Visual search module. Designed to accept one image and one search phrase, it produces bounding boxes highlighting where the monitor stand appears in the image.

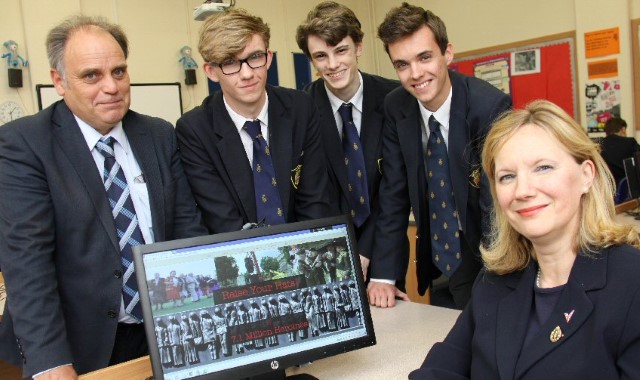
[247,369,319,380]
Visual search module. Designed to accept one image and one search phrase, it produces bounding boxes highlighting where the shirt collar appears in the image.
[76,116,128,151]
[326,71,364,116]
[418,85,453,129]
[224,92,269,131]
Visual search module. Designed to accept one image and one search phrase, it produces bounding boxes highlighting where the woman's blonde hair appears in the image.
[481,100,640,274]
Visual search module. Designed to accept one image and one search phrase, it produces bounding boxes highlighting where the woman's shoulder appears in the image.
[602,244,640,265]
[477,266,529,283]
[575,244,640,297]
[602,244,640,277]
[472,266,529,298]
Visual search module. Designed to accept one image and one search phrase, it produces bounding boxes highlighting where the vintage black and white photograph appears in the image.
[511,48,541,75]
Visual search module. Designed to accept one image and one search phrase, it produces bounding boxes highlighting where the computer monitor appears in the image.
[133,215,375,380]
[623,153,640,200]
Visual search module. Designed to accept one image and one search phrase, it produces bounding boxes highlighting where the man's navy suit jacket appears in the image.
[0,101,206,376]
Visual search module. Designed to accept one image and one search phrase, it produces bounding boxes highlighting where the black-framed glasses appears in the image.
[211,51,268,75]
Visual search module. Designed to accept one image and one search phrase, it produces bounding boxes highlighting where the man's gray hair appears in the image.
[46,15,128,79]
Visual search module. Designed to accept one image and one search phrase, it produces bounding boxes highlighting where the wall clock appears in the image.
[0,100,24,125]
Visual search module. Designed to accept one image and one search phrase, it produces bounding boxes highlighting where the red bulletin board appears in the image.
[452,36,577,118]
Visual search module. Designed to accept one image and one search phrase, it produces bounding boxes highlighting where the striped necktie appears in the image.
[95,136,144,321]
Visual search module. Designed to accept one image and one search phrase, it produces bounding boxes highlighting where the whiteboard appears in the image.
[36,83,183,126]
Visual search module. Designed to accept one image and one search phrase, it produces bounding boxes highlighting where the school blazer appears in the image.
[176,85,331,233]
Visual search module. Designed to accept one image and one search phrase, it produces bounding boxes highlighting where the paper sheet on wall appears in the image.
[473,57,511,94]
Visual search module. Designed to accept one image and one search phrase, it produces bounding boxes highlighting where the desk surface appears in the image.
[614,211,640,231]
[80,301,460,380]
[287,301,459,379]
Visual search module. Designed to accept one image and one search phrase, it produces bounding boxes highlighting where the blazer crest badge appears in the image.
[469,166,481,188]
[291,164,302,189]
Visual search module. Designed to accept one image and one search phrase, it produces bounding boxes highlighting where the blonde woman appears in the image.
[410,100,640,379]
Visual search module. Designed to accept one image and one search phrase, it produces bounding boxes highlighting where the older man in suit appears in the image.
[177,8,330,234]
[0,16,206,379]
[296,1,403,283]
[367,3,512,309]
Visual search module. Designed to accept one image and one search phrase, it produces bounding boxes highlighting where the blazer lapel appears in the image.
[267,87,293,220]
[123,113,165,242]
[50,102,120,254]
[495,265,535,380]
[448,73,471,231]
[211,94,257,221]
[315,85,350,198]
[360,74,385,194]
[514,253,605,378]
[395,98,425,224]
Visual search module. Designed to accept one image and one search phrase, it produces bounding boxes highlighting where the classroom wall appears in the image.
[0,0,210,118]
[1,0,640,132]
[370,0,577,79]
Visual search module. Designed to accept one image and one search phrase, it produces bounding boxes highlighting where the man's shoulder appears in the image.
[303,78,325,95]
[268,85,312,103]
[0,104,64,149]
[624,135,639,147]
[177,93,219,126]
[125,109,173,130]
[121,111,178,149]
[451,70,509,101]
[385,85,413,105]
[362,72,400,93]
[602,134,638,149]
[1,114,42,136]
[450,71,512,125]
[267,85,315,114]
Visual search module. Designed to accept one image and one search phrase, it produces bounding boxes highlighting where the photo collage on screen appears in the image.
[144,231,365,376]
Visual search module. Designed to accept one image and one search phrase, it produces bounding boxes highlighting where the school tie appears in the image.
[95,137,144,321]
[244,120,285,226]
[338,103,370,227]
[426,116,461,275]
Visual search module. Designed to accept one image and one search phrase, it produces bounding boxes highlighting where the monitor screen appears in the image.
[133,216,375,380]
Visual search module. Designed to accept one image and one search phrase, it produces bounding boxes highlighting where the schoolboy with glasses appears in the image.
[176,8,331,234]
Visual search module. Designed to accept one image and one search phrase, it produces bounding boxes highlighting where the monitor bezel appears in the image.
[133,215,376,380]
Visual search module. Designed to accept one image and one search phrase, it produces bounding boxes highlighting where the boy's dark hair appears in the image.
[296,1,364,57]
[377,2,448,55]
[604,117,627,136]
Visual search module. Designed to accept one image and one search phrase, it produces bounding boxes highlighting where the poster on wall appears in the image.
[585,79,620,136]
[473,57,511,94]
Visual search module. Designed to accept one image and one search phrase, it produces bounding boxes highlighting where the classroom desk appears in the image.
[614,210,640,232]
[286,301,459,379]
[79,301,460,380]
